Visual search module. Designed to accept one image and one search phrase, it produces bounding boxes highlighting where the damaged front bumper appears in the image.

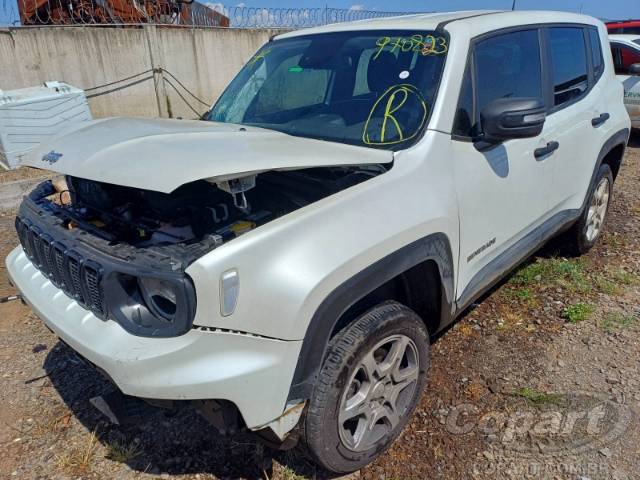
[6,246,303,431]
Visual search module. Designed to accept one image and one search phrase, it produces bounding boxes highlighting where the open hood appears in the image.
[23,117,393,193]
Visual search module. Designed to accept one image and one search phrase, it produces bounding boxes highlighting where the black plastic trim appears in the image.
[287,232,454,401]
[16,183,198,338]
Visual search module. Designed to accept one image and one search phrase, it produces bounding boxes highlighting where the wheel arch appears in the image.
[596,128,629,184]
[287,232,454,402]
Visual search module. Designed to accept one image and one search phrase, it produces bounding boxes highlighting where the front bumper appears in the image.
[6,246,302,429]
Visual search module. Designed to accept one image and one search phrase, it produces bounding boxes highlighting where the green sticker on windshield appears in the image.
[288,66,304,73]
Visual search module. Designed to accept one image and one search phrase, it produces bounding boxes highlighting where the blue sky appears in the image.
[2,0,639,24]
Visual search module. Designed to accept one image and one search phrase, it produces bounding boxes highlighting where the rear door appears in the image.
[542,25,606,215]
[450,28,554,300]
[611,41,640,125]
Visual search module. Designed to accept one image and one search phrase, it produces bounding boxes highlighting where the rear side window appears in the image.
[611,43,640,75]
[548,27,589,107]
[453,29,542,138]
[588,28,604,80]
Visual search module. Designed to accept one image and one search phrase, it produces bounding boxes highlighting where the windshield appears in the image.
[207,30,449,150]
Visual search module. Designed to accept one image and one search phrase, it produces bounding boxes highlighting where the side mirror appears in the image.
[629,63,640,75]
[479,98,546,144]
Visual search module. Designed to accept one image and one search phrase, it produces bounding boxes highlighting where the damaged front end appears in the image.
[16,165,386,338]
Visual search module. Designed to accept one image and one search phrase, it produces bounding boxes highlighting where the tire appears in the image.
[563,163,613,256]
[302,301,430,473]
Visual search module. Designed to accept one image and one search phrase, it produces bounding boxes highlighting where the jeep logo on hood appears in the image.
[42,151,63,164]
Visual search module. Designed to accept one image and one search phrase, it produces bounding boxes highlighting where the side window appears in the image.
[588,28,604,80]
[548,27,589,107]
[453,29,542,138]
[254,55,331,116]
[610,43,640,75]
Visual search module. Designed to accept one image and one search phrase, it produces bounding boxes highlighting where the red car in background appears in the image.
[607,20,640,35]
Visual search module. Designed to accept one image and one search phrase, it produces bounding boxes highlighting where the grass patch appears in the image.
[514,288,533,301]
[56,429,100,476]
[277,466,309,480]
[511,258,590,293]
[600,312,637,333]
[512,387,564,406]
[561,303,594,323]
[595,275,622,295]
[105,439,143,463]
[612,270,637,286]
[32,409,72,438]
[511,261,549,286]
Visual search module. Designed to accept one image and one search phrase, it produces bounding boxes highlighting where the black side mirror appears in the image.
[629,63,640,75]
[479,98,546,144]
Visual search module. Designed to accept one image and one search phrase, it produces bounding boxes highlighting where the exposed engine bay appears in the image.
[15,165,387,337]
[41,165,387,254]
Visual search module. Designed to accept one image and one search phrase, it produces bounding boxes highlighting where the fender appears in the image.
[287,232,454,401]
[590,128,629,186]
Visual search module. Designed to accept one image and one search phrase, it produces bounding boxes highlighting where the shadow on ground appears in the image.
[41,343,330,479]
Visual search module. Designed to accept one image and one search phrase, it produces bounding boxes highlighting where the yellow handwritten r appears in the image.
[380,87,409,143]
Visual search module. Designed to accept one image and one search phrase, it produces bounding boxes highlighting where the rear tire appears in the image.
[302,301,430,473]
[563,163,613,256]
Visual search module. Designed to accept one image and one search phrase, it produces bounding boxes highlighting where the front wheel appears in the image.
[302,301,430,473]
[563,163,613,255]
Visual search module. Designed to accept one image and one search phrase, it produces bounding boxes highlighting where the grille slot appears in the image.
[82,261,105,315]
[16,219,106,318]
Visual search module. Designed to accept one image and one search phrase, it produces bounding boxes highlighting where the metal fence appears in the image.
[0,1,423,28]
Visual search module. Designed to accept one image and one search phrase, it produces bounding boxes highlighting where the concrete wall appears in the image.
[0,26,281,119]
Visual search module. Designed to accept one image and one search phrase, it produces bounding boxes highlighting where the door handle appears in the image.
[534,141,559,159]
[591,113,610,127]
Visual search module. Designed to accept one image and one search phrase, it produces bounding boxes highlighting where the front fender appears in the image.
[286,232,454,401]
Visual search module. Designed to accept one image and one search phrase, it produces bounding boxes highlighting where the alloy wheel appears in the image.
[338,334,419,452]
[585,176,611,242]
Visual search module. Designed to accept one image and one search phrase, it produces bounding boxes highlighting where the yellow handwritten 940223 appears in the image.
[374,34,448,60]
[363,84,428,146]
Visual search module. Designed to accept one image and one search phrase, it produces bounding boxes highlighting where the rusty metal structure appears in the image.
[16,0,230,26]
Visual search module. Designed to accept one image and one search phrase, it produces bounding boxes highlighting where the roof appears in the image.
[275,10,604,40]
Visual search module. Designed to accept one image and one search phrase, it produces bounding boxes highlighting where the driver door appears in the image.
[450,28,554,304]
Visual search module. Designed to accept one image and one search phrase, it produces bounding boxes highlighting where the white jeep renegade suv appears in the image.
[6,10,630,473]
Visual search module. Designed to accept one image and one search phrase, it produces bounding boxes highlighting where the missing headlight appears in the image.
[138,277,178,321]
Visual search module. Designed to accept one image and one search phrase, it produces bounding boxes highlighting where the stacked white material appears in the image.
[0,81,92,169]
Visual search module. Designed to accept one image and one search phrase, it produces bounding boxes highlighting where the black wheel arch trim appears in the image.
[589,128,629,187]
[287,232,454,402]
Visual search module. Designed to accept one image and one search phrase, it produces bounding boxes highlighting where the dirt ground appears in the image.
[0,133,638,480]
